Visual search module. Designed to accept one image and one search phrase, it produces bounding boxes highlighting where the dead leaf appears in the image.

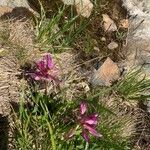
[90,57,120,86]
[119,19,129,28]
[102,14,117,32]
[107,41,118,50]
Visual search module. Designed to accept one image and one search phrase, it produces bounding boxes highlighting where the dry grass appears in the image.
[0,7,38,116]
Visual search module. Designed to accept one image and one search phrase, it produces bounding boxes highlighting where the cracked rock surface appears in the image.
[122,0,150,114]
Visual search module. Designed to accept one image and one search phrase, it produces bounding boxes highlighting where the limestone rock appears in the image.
[119,19,129,28]
[62,0,93,18]
[75,0,93,18]
[0,0,30,8]
[122,0,150,116]
[122,0,150,75]
[90,57,120,86]
[107,41,118,50]
[102,14,117,32]
[1,1,39,18]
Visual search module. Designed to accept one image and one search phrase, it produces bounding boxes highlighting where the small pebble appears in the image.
[107,41,118,50]
[101,37,106,42]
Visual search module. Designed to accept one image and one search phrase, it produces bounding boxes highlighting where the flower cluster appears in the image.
[79,102,102,142]
[31,54,59,82]
[30,55,102,143]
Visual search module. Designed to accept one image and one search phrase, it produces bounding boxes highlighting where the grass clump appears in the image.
[13,90,131,150]
[116,69,150,101]
[35,5,88,52]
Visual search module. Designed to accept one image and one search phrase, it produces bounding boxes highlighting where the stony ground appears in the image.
[0,0,150,150]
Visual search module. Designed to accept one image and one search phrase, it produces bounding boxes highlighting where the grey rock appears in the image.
[122,0,150,74]
[0,0,30,8]
[122,1,150,72]
[122,0,150,112]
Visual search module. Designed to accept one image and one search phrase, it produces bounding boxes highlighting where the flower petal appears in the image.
[31,54,59,82]
[30,72,42,80]
[45,54,54,69]
[83,124,102,138]
[82,129,90,142]
[36,61,46,71]
[84,114,98,125]
[80,102,87,115]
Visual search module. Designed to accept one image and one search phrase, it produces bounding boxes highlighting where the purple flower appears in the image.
[79,102,102,142]
[31,54,59,82]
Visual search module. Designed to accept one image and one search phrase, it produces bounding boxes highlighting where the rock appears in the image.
[0,7,35,21]
[0,0,93,18]
[122,0,150,117]
[93,46,100,52]
[119,19,129,28]
[107,41,118,50]
[62,0,93,18]
[0,0,38,18]
[0,6,12,17]
[101,37,106,42]
[122,0,150,74]
[122,0,150,16]
[90,57,120,86]
[75,0,93,18]
[62,0,75,5]
[102,14,117,32]
[0,0,30,9]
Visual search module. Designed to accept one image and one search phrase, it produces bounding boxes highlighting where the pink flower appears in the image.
[31,54,59,82]
[79,102,102,142]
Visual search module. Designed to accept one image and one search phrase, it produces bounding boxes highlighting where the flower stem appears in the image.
[47,121,57,150]
[85,142,89,150]
[45,80,48,96]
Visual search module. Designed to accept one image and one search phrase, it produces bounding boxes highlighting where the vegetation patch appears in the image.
[0,0,150,150]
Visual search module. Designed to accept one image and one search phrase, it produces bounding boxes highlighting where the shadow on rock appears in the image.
[0,7,34,21]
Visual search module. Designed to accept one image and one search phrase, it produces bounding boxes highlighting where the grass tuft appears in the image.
[35,4,88,52]
[116,69,150,101]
